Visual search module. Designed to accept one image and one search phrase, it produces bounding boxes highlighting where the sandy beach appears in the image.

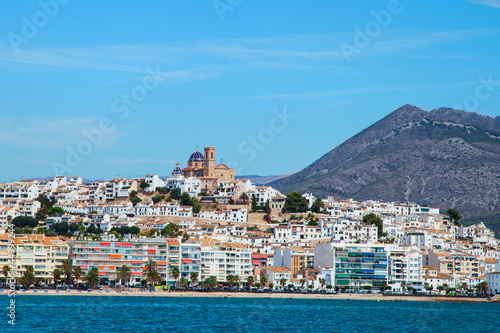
[1,289,492,303]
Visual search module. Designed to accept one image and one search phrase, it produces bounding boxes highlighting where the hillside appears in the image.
[462,213,500,238]
[272,105,500,217]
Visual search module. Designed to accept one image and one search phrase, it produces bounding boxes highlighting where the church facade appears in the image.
[181,146,235,182]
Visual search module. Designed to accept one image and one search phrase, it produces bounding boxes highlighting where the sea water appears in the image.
[1,295,498,333]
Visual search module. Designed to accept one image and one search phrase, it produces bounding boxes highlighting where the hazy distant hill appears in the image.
[272,104,500,217]
[237,174,287,186]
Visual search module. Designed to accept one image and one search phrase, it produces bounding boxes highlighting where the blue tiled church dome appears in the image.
[188,149,204,162]
[172,162,184,175]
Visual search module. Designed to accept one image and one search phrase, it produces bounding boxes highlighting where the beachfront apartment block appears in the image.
[427,249,481,278]
[197,239,252,282]
[0,234,69,284]
[314,243,388,292]
[71,237,185,285]
[274,246,315,277]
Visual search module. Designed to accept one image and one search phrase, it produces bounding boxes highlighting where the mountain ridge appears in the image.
[272,105,500,217]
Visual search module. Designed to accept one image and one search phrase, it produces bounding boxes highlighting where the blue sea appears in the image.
[2,295,499,333]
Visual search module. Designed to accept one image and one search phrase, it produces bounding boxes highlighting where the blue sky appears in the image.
[0,0,499,182]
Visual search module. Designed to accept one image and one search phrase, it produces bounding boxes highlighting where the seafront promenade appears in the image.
[0,289,491,303]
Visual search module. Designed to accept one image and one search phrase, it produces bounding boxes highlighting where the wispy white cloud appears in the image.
[469,0,500,8]
[0,28,496,75]
[0,117,121,148]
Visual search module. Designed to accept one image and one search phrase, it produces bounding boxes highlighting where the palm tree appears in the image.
[234,275,240,291]
[61,259,73,286]
[202,276,218,291]
[320,278,327,290]
[143,259,161,290]
[178,277,189,289]
[280,278,287,289]
[227,274,235,289]
[73,267,83,284]
[260,276,268,289]
[117,265,131,287]
[300,278,306,289]
[382,281,388,293]
[247,276,255,288]
[83,268,99,289]
[424,282,432,294]
[190,272,199,287]
[476,281,488,296]
[239,193,249,204]
[20,266,36,290]
[172,266,180,287]
[458,282,468,295]
[53,269,61,286]
[2,265,10,280]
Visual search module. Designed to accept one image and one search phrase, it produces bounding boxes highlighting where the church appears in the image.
[181,146,235,182]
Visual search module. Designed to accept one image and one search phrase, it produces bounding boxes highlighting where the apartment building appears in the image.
[198,239,252,282]
[0,234,69,284]
[428,249,480,278]
[71,237,182,285]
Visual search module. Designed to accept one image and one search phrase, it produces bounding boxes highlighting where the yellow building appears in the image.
[0,234,69,284]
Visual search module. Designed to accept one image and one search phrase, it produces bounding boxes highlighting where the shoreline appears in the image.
[0,290,493,303]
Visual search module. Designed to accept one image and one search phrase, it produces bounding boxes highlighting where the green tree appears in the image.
[20,266,36,289]
[189,197,202,213]
[181,233,190,243]
[170,188,181,200]
[152,194,164,204]
[280,278,287,289]
[61,259,73,285]
[260,276,268,288]
[131,196,142,205]
[363,213,385,238]
[35,206,50,221]
[251,196,258,212]
[247,276,255,287]
[162,223,183,237]
[201,276,218,291]
[300,278,306,289]
[178,277,189,288]
[117,265,131,286]
[227,274,236,288]
[172,266,180,286]
[190,272,199,287]
[157,187,169,194]
[180,192,191,206]
[140,181,149,190]
[284,192,309,213]
[129,190,138,198]
[2,265,11,280]
[143,259,161,289]
[311,197,325,213]
[83,268,99,289]
[476,281,488,296]
[239,192,249,204]
[319,278,326,290]
[447,208,462,226]
[53,269,61,285]
[73,267,83,283]
[12,216,39,228]
[49,206,65,216]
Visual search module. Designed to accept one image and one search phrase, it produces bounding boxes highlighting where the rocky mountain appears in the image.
[272,105,500,217]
